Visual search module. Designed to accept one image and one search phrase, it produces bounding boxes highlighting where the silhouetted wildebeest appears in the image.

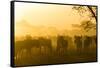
[74,35,82,54]
[57,35,68,56]
[84,36,92,49]
[84,36,97,51]
[15,35,97,65]
[38,37,52,55]
[15,37,52,64]
[74,35,96,55]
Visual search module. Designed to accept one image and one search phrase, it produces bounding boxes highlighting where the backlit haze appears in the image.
[15,2,96,39]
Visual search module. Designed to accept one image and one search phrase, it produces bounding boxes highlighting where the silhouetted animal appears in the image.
[74,36,82,54]
[57,36,68,56]
[84,36,92,50]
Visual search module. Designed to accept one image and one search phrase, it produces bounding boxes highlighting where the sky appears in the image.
[14,2,94,37]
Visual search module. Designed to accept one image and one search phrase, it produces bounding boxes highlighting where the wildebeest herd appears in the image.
[14,35,97,66]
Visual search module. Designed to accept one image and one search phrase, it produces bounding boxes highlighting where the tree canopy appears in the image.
[72,6,97,32]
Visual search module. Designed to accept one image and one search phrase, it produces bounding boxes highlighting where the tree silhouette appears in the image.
[72,6,97,32]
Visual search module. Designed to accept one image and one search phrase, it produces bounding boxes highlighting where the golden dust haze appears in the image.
[14,3,97,66]
[15,2,96,37]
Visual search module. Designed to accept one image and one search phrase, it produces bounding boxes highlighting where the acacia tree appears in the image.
[72,6,97,32]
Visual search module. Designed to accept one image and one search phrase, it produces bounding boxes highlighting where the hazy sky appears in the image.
[15,2,91,36]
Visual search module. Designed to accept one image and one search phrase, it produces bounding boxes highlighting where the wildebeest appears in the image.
[15,36,53,64]
[74,35,82,54]
[38,37,52,55]
[84,36,92,49]
[57,35,68,56]
[74,35,96,55]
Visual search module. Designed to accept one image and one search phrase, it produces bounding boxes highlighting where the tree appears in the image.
[72,6,97,32]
